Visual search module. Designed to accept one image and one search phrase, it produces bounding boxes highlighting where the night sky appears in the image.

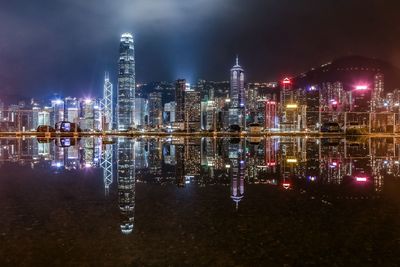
[1,0,400,99]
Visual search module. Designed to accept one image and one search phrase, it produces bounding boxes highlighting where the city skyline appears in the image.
[1,1,400,98]
[2,53,400,134]
[3,1,400,265]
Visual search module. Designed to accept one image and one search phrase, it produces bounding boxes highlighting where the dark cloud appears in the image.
[0,0,399,98]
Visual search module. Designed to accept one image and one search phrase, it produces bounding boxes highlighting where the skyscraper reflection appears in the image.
[117,138,136,235]
[2,136,400,230]
[101,139,114,196]
[228,138,245,210]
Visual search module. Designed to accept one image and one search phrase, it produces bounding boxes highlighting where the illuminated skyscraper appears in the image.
[117,33,135,131]
[372,73,384,112]
[64,97,79,123]
[184,90,201,131]
[31,104,40,130]
[265,100,277,129]
[229,56,245,127]
[230,56,245,108]
[102,72,113,130]
[175,79,187,123]
[79,98,101,131]
[163,101,176,126]
[201,99,216,131]
[148,92,162,128]
[50,99,64,126]
[133,98,148,128]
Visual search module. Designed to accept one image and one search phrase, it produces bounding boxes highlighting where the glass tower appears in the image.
[117,33,135,131]
[229,56,245,127]
[230,56,245,109]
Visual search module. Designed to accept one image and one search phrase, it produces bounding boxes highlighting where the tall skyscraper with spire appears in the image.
[229,56,245,127]
[117,33,135,131]
[102,72,113,131]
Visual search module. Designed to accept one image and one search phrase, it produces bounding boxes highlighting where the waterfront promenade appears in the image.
[0,130,399,138]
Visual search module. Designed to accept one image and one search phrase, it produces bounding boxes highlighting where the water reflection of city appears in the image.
[1,136,399,234]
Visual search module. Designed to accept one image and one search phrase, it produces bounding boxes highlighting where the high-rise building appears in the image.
[148,92,162,128]
[229,56,245,127]
[80,99,94,131]
[279,78,299,131]
[79,98,102,131]
[50,99,64,127]
[31,104,40,130]
[230,56,245,108]
[133,98,148,128]
[265,100,277,129]
[372,73,384,112]
[64,97,79,123]
[102,72,113,131]
[302,86,320,130]
[184,90,201,131]
[38,110,50,126]
[175,79,187,123]
[0,99,4,122]
[117,33,135,131]
[163,101,176,126]
[201,99,216,131]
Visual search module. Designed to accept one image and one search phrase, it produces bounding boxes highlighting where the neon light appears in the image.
[282,183,291,189]
[308,176,316,181]
[286,104,298,109]
[287,158,298,163]
[355,177,367,182]
[355,85,368,90]
[329,162,338,168]
[282,78,291,84]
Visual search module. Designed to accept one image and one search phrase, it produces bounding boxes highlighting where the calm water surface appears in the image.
[1,137,400,266]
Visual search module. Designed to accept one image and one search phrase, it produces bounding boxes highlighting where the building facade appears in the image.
[229,56,245,127]
[148,92,162,128]
[117,33,135,131]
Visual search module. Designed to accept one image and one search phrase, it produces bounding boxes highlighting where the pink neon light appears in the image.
[355,85,368,90]
[282,183,291,189]
[355,177,367,182]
